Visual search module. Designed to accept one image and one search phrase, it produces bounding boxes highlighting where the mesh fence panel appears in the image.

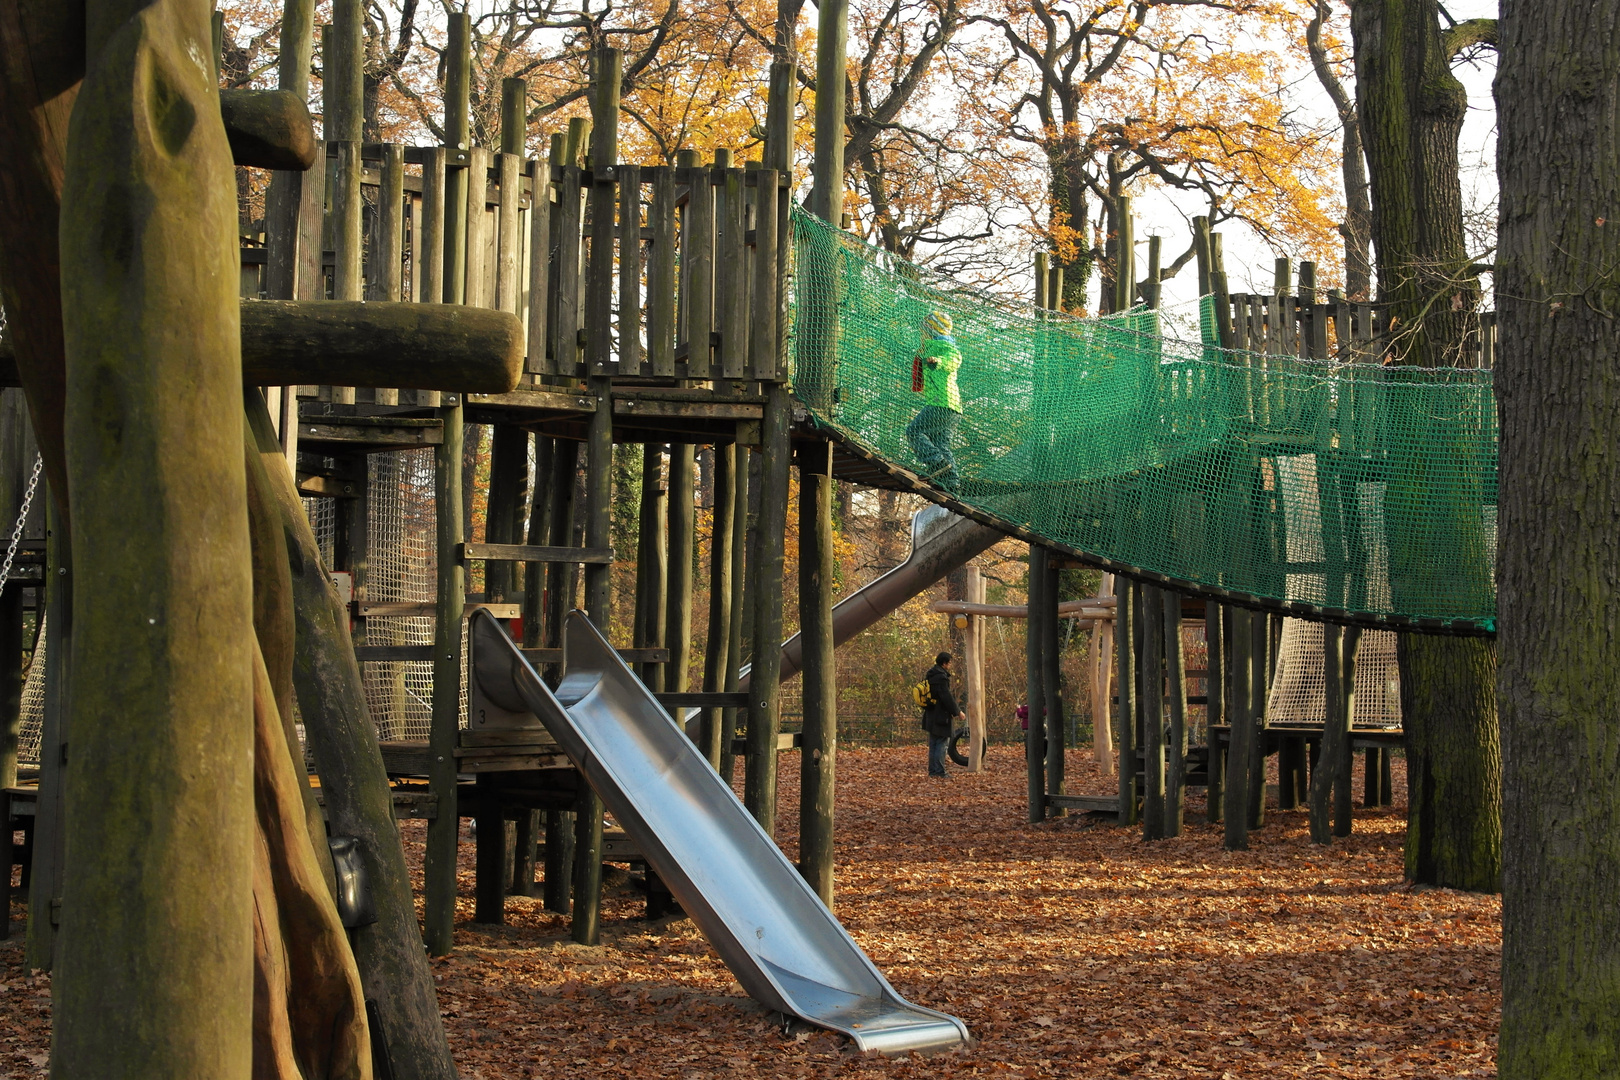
[1267,620,1402,728]
[790,209,1498,632]
[17,615,42,763]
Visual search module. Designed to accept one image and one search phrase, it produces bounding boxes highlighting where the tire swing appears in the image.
[948,727,988,767]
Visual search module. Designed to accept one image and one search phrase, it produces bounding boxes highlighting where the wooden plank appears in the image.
[496,151,522,318]
[459,542,613,564]
[617,163,642,376]
[299,421,443,448]
[358,601,520,619]
[463,147,492,309]
[683,157,715,379]
[353,645,436,662]
[1046,793,1120,813]
[647,166,677,376]
[718,166,749,380]
[551,165,585,373]
[749,169,780,381]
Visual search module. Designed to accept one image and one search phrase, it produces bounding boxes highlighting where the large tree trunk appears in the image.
[1350,0,1500,891]
[53,1,258,1072]
[1496,2,1620,1074]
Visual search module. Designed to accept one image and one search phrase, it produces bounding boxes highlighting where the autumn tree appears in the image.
[977,0,1343,311]
[1496,0,1620,1074]
[1348,0,1499,892]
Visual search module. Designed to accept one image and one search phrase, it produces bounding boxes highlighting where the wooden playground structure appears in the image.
[0,0,1494,1071]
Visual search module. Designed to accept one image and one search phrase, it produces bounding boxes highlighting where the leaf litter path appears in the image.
[4,747,1499,1078]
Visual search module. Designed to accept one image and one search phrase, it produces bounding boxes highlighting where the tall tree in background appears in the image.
[982,0,1342,311]
[1304,0,1370,299]
[1496,0,1620,1073]
[1349,0,1499,892]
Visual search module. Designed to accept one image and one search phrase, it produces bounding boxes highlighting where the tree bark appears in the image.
[53,2,256,1073]
[1350,0,1500,891]
[1496,1,1620,1073]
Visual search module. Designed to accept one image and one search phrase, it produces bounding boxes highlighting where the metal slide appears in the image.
[744,504,1003,689]
[468,609,970,1055]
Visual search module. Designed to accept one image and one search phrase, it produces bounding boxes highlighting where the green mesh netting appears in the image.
[788,208,1497,634]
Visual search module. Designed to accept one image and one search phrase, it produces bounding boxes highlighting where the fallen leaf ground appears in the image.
[5,746,1500,1078]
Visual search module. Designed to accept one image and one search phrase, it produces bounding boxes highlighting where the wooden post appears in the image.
[1164,588,1186,837]
[263,0,314,452]
[1026,545,1048,822]
[1042,551,1065,811]
[965,566,988,772]
[798,441,837,905]
[745,387,791,832]
[571,48,622,946]
[1247,606,1269,830]
[1335,628,1361,837]
[701,443,736,768]
[1141,584,1166,839]
[1112,195,1135,314]
[665,443,696,696]
[1205,600,1225,823]
[1311,624,1343,844]
[811,0,848,222]
[633,445,668,690]
[375,144,406,404]
[25,494,67,971]
[720,434,750,783]
[1223,607,1251,849]
[442,14,471,304]
[424,398,465,955]
[0,393,29,792]
[1116,577,1138,825]
[1088,574,1115,771]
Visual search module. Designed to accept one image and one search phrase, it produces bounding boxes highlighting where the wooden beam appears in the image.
[219,88,317,171]
[240,300,523,392]
[460,542,613,564]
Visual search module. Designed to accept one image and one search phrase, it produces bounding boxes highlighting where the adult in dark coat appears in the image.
[923,651,965,778]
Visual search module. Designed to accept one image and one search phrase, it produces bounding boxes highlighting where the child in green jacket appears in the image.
[906,310,963,492]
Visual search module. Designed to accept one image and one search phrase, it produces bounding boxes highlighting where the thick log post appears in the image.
[1223,608,1251,850]
[1141,584,1166,839]
[573,47,622,946]
[1247,609,1269,830]
[665,443,696,697]
[1310,625,1345,845]
[53,2,253,1073]
[744,386,791,833]
[1205,601,1225,824]
[1026,545,1047,822]
[441,14,471,303]
[424,396,465,954]
[0,392,29,791]
[1335,628,1361,837]
[483,425,530,604]
[633,445,668,690]
[1115,577,1138,826]
[248,400,458,1078]
[720,435,750,783]
[1042,551,1065,811]
[701,443,737,768]
[798,440,836,905]
[1164,588,1186,837]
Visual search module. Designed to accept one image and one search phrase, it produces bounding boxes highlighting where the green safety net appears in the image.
[787,208,1498,634]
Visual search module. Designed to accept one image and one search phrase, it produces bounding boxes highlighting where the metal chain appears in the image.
[0,453,44,593]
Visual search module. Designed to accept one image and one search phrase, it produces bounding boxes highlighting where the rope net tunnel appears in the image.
[788,209,1498,635]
